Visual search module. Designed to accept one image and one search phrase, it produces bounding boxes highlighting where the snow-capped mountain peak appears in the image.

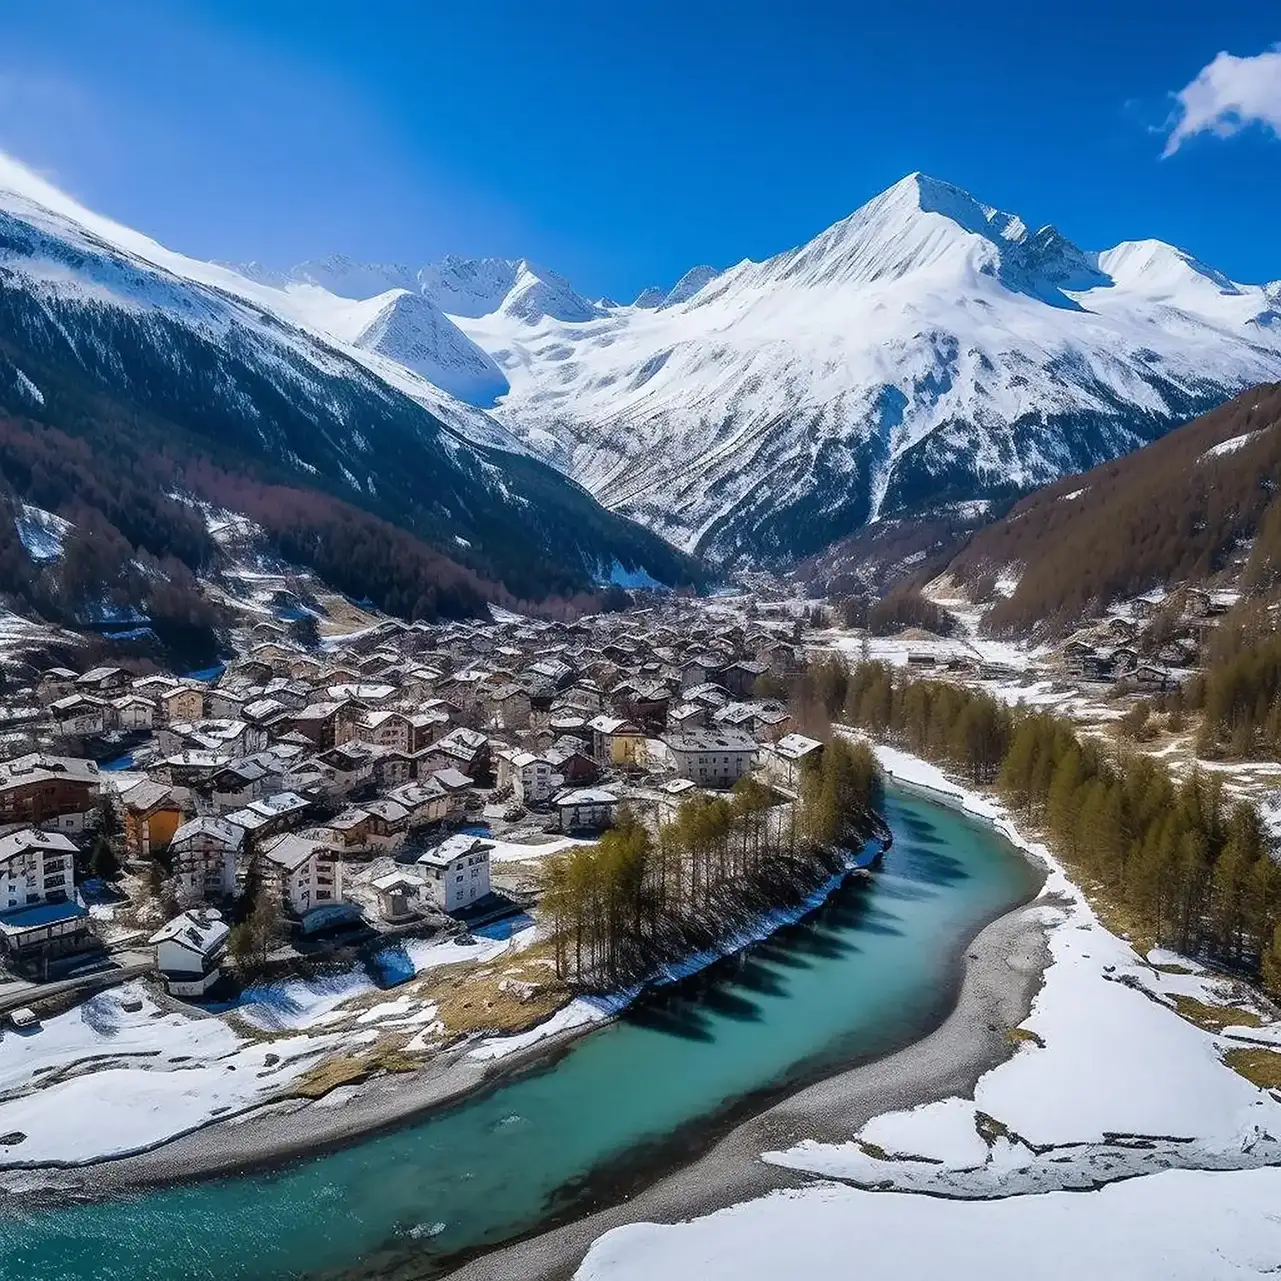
[342,288,509,407]
[427,172,1281,566]
[738,172,1106,305]
[10,148,1280,576]
[1098,239,1242,299]
[496,259,599,324]
[660,265,723,308]
[289,254,416,300]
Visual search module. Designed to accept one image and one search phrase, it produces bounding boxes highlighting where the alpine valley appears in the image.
[2,155,1281,645]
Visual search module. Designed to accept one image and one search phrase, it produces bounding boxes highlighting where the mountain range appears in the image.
[249,173,1281,567]
[3,155,1281,632]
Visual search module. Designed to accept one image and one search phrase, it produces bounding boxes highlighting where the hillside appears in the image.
[0,156,702,643]
[941,383,1281,634]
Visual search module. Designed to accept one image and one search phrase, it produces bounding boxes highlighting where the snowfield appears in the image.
[773,743,1281,1194]
[13,503,72,564]
[576,1170,1281,1281]
[0,926,535,1170]
[0,983,336,1166]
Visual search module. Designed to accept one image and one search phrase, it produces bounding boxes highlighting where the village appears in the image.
[0,569,1261,1016]
[1,558,1276,1179]
[0,593,842,1027]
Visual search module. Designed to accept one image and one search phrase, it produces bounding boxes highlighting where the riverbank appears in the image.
[1,774,1045,1281]
[441,851,1051,1281]
[1,838,887,1204]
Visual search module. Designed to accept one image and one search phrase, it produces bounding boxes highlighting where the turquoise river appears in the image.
[1,785,1041,1281]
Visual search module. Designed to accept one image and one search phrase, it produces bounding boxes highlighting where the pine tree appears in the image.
[1263,921,1281,995]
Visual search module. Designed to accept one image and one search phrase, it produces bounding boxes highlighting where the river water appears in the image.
[2,785,1041,1281]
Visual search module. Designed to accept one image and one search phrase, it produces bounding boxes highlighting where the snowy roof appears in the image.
[0,827,77,864]
[364,799,409,823]
[773,733,824,760]
[384,768,445,799]
[261,833,327,871]
[663,728,758,753]
[556,787,619,807]
[120,779,177,813]
[148,909,229,957]
[431,767,474,791]
[416,834,492,868]
[171,817,244,849]
[370,872,422,893]
[0,748,99,789]
[588,715,641,735]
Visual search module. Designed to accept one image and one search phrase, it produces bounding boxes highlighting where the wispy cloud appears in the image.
[1164,44,1281,156]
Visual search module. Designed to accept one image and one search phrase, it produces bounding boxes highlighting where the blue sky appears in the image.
[2,0,1280,300]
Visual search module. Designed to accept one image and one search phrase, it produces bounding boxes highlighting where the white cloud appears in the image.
[1164,44,1281,156]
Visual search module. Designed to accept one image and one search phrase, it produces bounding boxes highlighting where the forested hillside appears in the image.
[0,240,703,638]
[819,656,1281,981]
[945,384,1281,634]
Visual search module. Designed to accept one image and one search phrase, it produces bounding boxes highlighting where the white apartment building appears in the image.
[0,828,77,910]
[259,834,344,919]
[660,728,759,789]
[415,834,491,914]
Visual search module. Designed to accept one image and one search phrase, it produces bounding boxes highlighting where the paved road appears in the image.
[0,952,152,1015]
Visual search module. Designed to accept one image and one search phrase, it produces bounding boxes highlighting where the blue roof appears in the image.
[0,900,90,932]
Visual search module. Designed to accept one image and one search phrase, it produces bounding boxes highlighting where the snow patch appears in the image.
[1201,428,1267,462]
[14,504,71,563]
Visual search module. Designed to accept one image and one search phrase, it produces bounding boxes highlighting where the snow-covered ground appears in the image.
[0,926,534,1170]
[576,1169,1281,1281]
[775,744,1281,1193]
[468,994,625,1062]
[487,835,594,863]
[0,983,336,1167]
[573,744,1281,1279]
[14,503,72,563]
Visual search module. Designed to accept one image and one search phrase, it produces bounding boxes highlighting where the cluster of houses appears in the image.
[0,599,826,995]
[1054,588,1238,689]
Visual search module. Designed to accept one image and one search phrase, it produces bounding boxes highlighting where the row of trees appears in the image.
[541,740,880,988]
[831,657,1281,983]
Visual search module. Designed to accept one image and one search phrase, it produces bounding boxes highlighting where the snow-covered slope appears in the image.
[434,173,1281,565]
[0,152,700,601]
[20,154,1281,572]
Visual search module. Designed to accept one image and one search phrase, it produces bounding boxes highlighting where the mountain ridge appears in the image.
[9,154,1281,579]
[429,173,1281,565]
[0,152,704,636]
